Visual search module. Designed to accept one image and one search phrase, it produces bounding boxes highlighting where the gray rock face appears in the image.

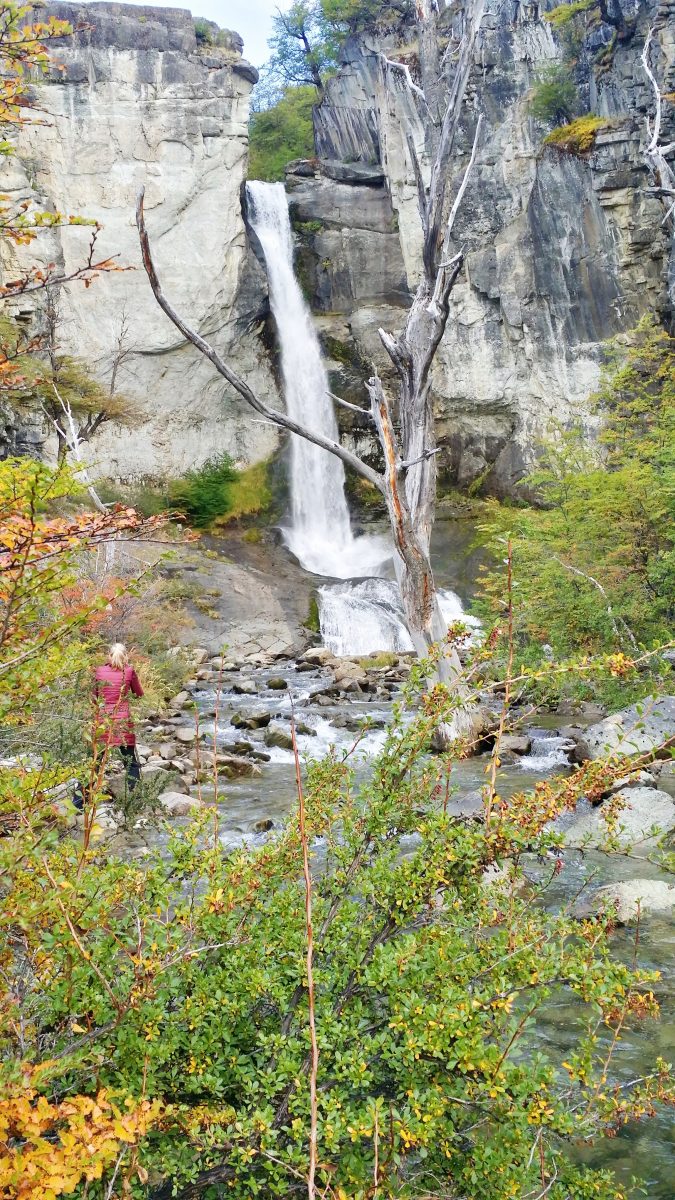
[574,697,675,761]
[293,5,674,495]
[1,2,279,479]
[565,787,675,849]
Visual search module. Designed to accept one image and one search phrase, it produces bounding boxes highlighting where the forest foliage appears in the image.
[477,321,674,698]
[1,467,673,1198]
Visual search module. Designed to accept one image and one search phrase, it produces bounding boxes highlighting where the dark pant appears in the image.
[73,745,140,811]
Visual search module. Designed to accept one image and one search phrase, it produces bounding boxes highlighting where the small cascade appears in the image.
[519,734,575,773]
[246,180,387,580]
[319,579,481,656]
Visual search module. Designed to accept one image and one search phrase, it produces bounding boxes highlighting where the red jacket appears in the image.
[93,664,144,747]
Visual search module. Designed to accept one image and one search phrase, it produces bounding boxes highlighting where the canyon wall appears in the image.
[1,1,673,494]
[0,2,279,479]
[291,0,674,493]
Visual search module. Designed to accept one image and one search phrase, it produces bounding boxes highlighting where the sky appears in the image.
[139,1,279,68]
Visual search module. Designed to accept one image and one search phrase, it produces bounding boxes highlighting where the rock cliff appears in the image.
[290,0,674,493]
[0,2,279,479]
[2,1,673,496]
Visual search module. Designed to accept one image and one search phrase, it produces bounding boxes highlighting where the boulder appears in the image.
[140,763,169,778]
[190,648,209,666]
[169,690,190,709]
[267,676,288,690]
[158,741,177,760]
[233,679,257,695]
[231,708,271,730]
[253,818,274,833]
[175,726,204,744]
[499,734,532,755]
[264,722,294,750]
[573,696,675,762]
[565,787,675,849]
[216,754,262,778]
[302,646,336,665]
[580,879,675,924]
[158,791,202,817]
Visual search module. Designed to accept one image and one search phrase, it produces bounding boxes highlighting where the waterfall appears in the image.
[246,181,387,580]
[246,180,478,657]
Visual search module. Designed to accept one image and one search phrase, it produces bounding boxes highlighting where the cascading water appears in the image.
[246,181,387,580]
[246,180,478,655]
[319,580,482,656]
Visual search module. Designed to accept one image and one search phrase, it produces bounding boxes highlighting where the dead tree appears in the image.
[136,0,484,712]
[641,24,675,309]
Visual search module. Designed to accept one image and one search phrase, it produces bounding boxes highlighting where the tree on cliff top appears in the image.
[249,85,316,180]
[138,0,485,735]
[264,0,415,98]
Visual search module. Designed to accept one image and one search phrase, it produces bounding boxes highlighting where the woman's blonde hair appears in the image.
[108,643,129,670]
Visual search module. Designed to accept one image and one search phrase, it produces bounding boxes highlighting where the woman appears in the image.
[93,643,144,788]
[73,644,144,811]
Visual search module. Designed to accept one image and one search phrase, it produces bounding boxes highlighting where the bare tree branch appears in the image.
[327,391,372,418]
[135,188,384,494]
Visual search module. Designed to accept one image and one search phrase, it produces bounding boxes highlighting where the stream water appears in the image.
[237,181,674,1191]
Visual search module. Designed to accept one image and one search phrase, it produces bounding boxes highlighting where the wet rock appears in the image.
[230,739,255,754]
[231,708,271,730]
[573,696,675,762]
[264,722,294,750]
[267,676,288,690]
[556,700,606,719]
[296,721,316,737]
[216,754,262,778]
[253,818,274,833]
[158,791,202,817]
[565,787,675,849]
[499,734,532,755]
[233,679,257,695]
[578,879,675,924]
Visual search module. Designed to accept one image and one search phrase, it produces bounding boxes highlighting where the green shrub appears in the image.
[3,671,672,1197]
[529,64,579,125]
[475,321,675,669]
[194,17,213,44]
[545,0,595,28]
[305,592,321,632]
[167,455,237,528]
[211,458,274,526]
